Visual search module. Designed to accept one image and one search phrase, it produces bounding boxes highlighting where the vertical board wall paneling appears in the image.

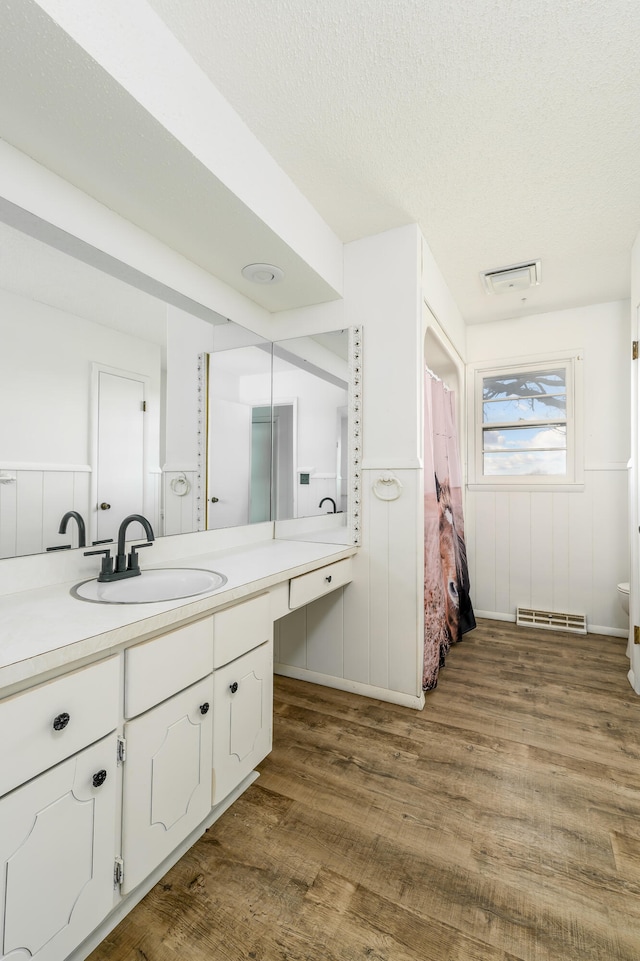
[16,471,44,556]
[42,472,76,549]
[365,473,391,690]
[162,471,197,536]
[567,478,594,617]
[0,476,17,558]
[589,469,628,629]
[471,492,496,614]
[508,492,532,613]
[306,590,344,677]
[275,606,307,670]
[551,493,570,615]
[341,543,371,686]
[469,471,628,631]
[386,470,421,695]
[494,495,511,613]
[274,469,423,699]
[530,492,554,612]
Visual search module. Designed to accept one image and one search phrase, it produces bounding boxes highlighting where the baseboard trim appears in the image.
[588,624,628,638]
[475,610,516,623]
[475,611,627,638]
[274,663,425,710]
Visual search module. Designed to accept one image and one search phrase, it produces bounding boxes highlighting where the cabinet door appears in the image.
[212,639,273,805]
[0,734,117,961]
[121,675,213,894]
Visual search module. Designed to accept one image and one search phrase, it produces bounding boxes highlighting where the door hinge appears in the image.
[633,341,638,360]
[142,400,147,412]
[117,735,126,763]
[634,626,640,645]
[114,856,124,887]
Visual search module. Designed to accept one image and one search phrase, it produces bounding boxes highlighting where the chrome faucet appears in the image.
[58,510,86,548]
[85,513,155,582]
[319,497,337,513]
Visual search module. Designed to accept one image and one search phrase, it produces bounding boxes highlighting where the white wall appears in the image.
[273,225,468,707]
[466,300,630,635]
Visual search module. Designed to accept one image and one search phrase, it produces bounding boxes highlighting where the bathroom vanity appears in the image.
[0,535,355,961]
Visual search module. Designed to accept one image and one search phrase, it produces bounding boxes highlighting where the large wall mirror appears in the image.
[206,327,361,544]
[0,214,361,559]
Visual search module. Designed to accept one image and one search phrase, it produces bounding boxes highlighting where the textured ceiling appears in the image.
[145,0,640,323]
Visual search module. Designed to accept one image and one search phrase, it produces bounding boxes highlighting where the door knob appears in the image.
[92,770,107,788]
[229,682,238,694]
[99,502,111,511]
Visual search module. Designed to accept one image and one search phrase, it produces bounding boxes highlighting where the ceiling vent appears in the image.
[481,260,541,295]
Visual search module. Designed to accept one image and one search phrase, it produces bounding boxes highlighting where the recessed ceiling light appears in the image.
[241,263,284,284]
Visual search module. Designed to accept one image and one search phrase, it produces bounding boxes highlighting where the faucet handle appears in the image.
[128,541,153,572]
[84,547,114,577]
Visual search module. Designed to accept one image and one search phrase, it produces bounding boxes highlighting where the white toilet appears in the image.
[617,582,630,616]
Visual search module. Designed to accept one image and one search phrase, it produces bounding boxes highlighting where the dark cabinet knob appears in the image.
[52,712,70,731]
[99,502,111,511]
[229,682,238,694]
[325,575,332,583]
[210,496,219,503]
[92,769,107,788]
[199,702,210,715]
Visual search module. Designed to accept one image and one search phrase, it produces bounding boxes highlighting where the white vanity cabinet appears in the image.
[121,619,215,894]
[212,594,273,804]
[0,659,120,961]
[0,543,357,961]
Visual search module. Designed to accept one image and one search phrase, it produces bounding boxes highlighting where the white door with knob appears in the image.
[92,365,147,543]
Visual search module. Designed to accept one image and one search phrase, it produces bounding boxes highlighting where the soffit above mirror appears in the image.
[0,0,343,313]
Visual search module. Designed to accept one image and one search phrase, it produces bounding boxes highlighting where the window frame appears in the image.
[467,351,584,491]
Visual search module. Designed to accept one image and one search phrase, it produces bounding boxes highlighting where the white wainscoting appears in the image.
[465,468,629,636]
[0,467,91,558]
[162,470,198,536]
[0,467,163,558]
[274,468,424,706]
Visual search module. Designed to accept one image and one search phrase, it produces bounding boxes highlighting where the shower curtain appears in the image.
[423,369,475,691]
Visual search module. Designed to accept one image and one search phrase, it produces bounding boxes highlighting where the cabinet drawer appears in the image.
[0,657,119,798]
[213,594,271,669]
[125,616,214,718]
[289,558,353,610]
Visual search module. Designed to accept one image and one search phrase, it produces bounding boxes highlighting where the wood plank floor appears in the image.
[89,619,640,961]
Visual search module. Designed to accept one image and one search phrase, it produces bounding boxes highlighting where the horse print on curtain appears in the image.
[423,370,475,691]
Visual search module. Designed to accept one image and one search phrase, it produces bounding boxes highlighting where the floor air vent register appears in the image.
[516,607,587,635]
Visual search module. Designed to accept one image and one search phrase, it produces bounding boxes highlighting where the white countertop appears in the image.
[0,538,356,693]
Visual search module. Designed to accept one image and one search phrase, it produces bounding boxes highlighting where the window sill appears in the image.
[467,482,585,494]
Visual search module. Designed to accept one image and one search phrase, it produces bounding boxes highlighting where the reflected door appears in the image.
[95,369,145,542]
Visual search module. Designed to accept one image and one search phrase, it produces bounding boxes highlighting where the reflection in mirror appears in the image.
[205,323,273,530]
[0,217,234,558]
[272,331,349,519]
[271,326,362,546]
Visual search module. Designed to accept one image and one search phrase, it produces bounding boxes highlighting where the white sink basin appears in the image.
[72,568,227,604]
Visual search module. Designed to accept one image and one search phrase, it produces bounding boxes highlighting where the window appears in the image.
[468,354,583,489]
